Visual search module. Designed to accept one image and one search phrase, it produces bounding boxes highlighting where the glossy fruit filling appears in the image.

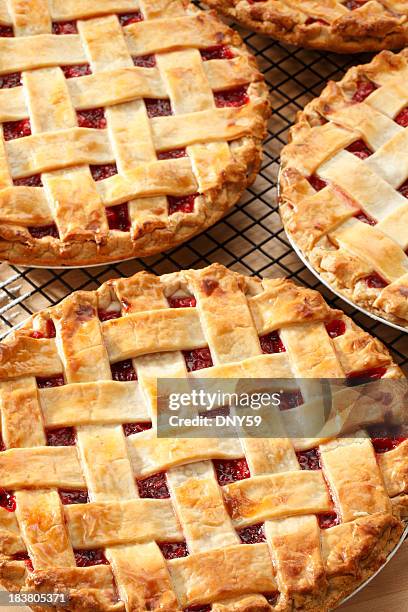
[368,426,407,454]
[352,80,377,103]
[62,64,92,79]
[325,319,346,339]
[137,472,169,498]
[46,427,76,446]
[214,86,249,108]
[168,295,197,308]
[398,179,408,198]
[305,17,328,25]
[106,203,131,231]
[214,458,250,486]
[297,448,321,470]
[158,148,187,160]
[168,194,197,215]
[0,72,21,88]
[159,541,189,559]
[77,108,106,129]
[345,0,368,8]
[346,139,372,159]
[260,331,286,354]
[36,374,64,388]
[318,512,340,529]
[111,359,137,381]
[14,175,42,187]
[354,210,377,226]
[132,54,156,68]
[144,98,172,118]
[0,489,16,512]
[308,175,327,191]
[12,552,33,571]
[98,308,121,322]
[59,489,89,504]
[346,366,387,386]
[183,347,213,372]
[200,46,234,61]
[31,319,56,339]
[123,423,152,436]
[74,549,109,567]
[29,224,59,239]
[90,164,118,181]
[3,118,31,140]
[119,12,144,25]
[238,523,265,544]
[394,107,408,128]
[280,390,304,410]
[363,273,388,289]
[0,25,13,37]
[52,21,77,34]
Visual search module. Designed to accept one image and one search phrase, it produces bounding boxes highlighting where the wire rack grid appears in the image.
[0,19,406,374]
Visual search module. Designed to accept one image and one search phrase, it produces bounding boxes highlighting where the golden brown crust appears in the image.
[280,49,408,329]
[205,0,408,53]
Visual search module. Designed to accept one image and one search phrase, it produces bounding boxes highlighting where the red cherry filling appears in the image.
[137,472,169,498]
[260,331,286,354]
[183,348,213,372]
[297,448,321,470]
[62,64,92,79]
[305,17,329,25]
[119,12,144,26]
[346,139,372,159]
[395,107,408,127]
[14,175,42,187]
[0,72,21,88]
[214,458,250,486]
[0,489,16,512]
[36,374,64,388]
[263,593,279,606]
[352,80,377,103]
[346,366,387,386]
[74,549,109,567]
[29,224,59,239]
[398,179,408,198]
[12,553,33,571]
[132,54,156,68]
[168,194,197,215]
[168,295,197,308]
[3,118,31,140]
[364,273,388,289]
[214,86,249,108]
[344,0,367,8]
[46,427,76,446]
[200,46,234,61]
[59,489,89,504]
[123,423,152,436]
[111,359,137,381]
[159,541,189,559]
[52,21,77,35]
[325,319,346,339]
[308,175,327,191]
[98,308,121,322]
[106,203,131,231]
[0,25,13,37]
[158,148,187,160]
[318,512,340,529]
[77,108,106,129]
[31,319,56,339]
[238,523,265,544]
[144,98,172,118]
[90,164,118,181]
[367,426,407,454]
[354,210,377,226]
[279,390,304,410]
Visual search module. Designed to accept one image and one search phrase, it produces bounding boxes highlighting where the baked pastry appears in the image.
[0,262,406,612]
[205,0,408,53]
[0,1,269,267]
[280,49,408,330]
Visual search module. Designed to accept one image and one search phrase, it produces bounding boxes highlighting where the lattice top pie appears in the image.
[0,263,406,611]
[0,0,269,267]
[206,0,408,53]
[280,49,408,329]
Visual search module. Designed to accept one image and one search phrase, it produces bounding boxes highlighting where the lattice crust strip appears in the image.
[280,49,408,330]
[0,0,269,266]
[0,263,406,612]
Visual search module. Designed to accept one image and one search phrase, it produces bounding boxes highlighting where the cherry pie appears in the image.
[280,49,408,329]
[205,0,408,53]
[0,263,406,611]
[0,0,269,266]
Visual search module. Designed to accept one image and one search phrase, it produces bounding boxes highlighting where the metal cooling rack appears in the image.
[0,24,406,373]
